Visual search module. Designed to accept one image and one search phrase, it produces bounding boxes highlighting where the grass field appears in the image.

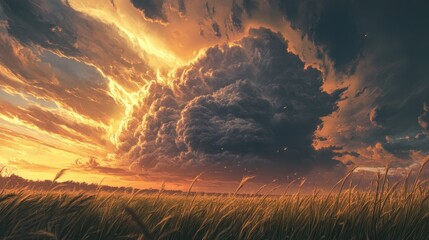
[1,168,429,240]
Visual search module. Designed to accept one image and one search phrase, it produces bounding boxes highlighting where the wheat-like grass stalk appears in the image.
[234,176,255,196]
[153,181,165,207]
[53,168,68,182]
[186,172,204,198]
[2,162,429,239]
[125,206,155,240]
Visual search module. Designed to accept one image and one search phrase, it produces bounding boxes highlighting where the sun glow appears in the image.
[65,0,194,149]
[0,0,397,191]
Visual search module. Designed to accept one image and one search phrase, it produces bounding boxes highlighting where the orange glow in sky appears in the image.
[1,0,428,193]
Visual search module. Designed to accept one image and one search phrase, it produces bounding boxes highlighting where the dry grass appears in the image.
[1,169,429,239]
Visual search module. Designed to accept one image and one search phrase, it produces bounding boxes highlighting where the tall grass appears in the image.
[1,169,429,239]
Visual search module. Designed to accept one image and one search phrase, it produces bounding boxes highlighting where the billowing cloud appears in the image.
[116,28,345,180]
[0,0,427,187]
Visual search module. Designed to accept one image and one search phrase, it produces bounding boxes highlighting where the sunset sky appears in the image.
[0,0,428,192]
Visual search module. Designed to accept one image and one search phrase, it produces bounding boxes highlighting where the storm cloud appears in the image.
[1,0,427,184]
[116,28,345,179]
[242,0,258,17]
[268,0,366,73]
[130,0,168,24]
[248,0,429,167]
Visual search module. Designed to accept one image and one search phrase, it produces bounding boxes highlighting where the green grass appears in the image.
[1,168,429,239]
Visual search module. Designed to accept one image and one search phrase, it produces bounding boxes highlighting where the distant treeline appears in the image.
[0,174,184,194]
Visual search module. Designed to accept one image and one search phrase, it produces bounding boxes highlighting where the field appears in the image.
[1,169,429,240]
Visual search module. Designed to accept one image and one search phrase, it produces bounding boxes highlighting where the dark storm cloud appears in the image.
[356,0,429,159]
[383,133,429,160]
[271,0,429,159]
[1,0,76,55]
[1,0,154,91]
[242,0,259,17]
[117,28,345,179]
[269,0,365,73]
[130,0,168,23]
[383,103,429,159]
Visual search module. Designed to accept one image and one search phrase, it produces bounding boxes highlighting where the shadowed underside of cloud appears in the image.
[303,0,429,161]
[269,0,365,73]
[242,0,258,17]
[130,0,168,23]
[241,0,429,164]
[364,2,429,159]
[116,28,346,180]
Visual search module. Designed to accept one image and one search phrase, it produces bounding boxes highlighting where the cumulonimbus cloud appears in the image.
[116,28,346,180]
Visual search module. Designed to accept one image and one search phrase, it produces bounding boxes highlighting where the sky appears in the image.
[0,0,428,193]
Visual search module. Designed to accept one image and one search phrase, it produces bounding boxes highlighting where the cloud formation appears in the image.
[269,0,365,73]
[116,28,345,179]
[0,33,120,124]
[74,157,138,177]
[1,0,428,185]
[130,0,168,24]
[1,0,155,91]
[309,0,429,165]
[242,0,258,17]
[0,100,107,146]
